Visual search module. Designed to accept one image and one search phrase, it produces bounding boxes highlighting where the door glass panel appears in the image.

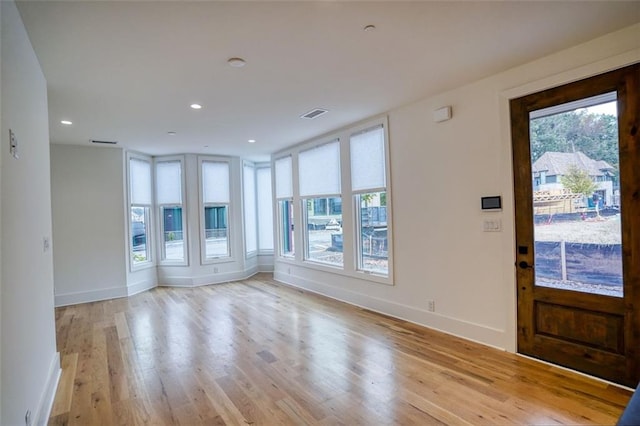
[529,92,622,297]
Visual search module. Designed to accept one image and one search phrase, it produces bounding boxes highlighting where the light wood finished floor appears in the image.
[49,274,631,425]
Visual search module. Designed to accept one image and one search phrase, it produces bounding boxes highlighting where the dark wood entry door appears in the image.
[511,64,639,387]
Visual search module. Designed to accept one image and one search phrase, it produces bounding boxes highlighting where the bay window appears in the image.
[275,156,294,257]
[128,155,153,267]
[256,166,274,252]
[201,159,231,261]
[243,162,258,256]
[155,158,186,263]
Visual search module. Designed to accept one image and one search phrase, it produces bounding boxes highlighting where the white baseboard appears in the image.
[274,271,506,350]
[34,352,61,426]
[159,266,261,287]
[127,278,156,296]
[55,286,128,307]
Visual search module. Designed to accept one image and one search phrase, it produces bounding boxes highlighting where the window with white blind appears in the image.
[128,155,153,268]
[256,166,274,252]
[351,125,389,276]
[272,116,392,284]
[299,140,343,267]
[243,162,258,256]
[156,158,186,263]
[200,159,231,261]
[275,156,294,257]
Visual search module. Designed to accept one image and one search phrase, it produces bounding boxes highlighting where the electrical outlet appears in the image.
[427,300,435,312]
[25,409,31,426]
[43,237,51,252]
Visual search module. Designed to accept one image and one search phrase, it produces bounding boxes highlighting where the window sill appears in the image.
[201,256,236,266]
[131,261,155,273]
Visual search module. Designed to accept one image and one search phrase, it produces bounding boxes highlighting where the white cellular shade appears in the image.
[350,126,386,192]
[202,161,230,203]
[299,140,341,196]
[156,161,182,204]
[130,157,152,205]
[275,156,293,199]
[257,167,274,250]
[243,164,257,253]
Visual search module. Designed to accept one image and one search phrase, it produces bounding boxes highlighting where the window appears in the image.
[272,116,392,284]
[128,155,153,267]
[279,200,295,256]
[156,159,186,263]
[201,159,231,260]
[351,125,389,276]
[256,166,274,252]
[275,156,294,257]
[299,140,342,267]
[243,162,257,256]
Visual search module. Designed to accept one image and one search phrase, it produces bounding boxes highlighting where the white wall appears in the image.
[1,1,60,424]
[274,24,640,351]
[50,145,129,306]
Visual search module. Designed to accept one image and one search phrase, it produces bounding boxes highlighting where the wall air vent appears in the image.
[300,108,328,120]
[91,140,118,145]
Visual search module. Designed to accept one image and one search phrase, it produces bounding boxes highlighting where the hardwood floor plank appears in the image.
[50,352,78,417]
[49,274,631,425]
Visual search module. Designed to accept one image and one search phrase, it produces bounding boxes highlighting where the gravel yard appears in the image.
[534,214,621,244]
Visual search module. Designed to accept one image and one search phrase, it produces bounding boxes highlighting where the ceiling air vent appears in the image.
[91,139,118,145]
[300,108,328,120]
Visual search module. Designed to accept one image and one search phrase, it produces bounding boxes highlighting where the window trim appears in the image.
[198,156,234,265]
[154,155,188,266]
[127,151,155,272]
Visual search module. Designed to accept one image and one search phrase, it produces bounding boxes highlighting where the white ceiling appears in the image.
[16,1,640,161]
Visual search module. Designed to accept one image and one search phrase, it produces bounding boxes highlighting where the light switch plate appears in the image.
[483,218,502,232]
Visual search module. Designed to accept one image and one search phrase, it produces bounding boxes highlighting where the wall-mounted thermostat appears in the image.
[481,196,501,211]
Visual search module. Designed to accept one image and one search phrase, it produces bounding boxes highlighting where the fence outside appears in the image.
[535,241,622,287]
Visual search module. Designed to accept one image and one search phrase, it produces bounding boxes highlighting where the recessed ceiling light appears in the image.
[190,103,202,110]
[204,145,209,148]
[228,57,246,68]
[167,131,177,136]
[248,139,256,143]
[60,120,73,125]
[363,24,376,32]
